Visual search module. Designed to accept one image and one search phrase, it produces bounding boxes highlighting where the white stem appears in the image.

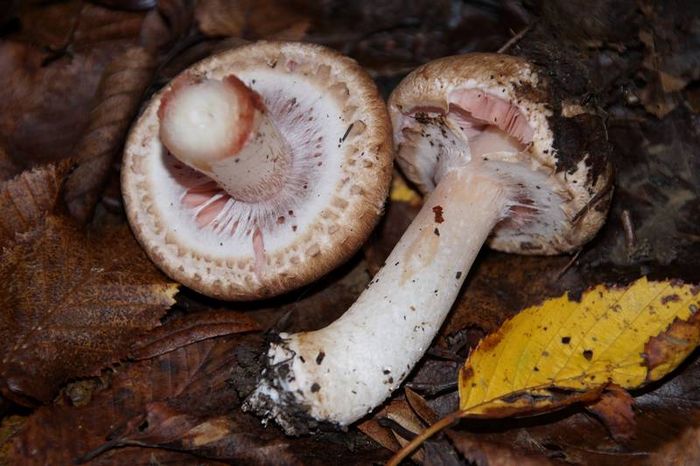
[210,112,291,202]
[245,165,510,433]
[159,77,291,203]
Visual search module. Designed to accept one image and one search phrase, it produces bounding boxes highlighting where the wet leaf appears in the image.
[459,278,700,415]
[0,216,178,405]
[0,162,70,247]
[64,46,156,222]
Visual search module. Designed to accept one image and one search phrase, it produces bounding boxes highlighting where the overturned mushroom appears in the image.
[245,53,613,434]
[122,42,393,299]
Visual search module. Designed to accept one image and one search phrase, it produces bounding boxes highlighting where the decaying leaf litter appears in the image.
[1,0,699,464]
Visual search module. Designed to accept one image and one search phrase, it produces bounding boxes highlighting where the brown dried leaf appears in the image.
[130,310,260,360]
[405,387,440,426]
[1,2,147,166]
[10,0,83,50]
[358,398,426,463]
[81,402,302,464]
[0,42,105,165]
[195,0,309,40]
[587,385,636,443]
[0,162,70,247]
[3,335,240,465]
[648,424,700,466]
[64,46,156,222]
[4,334,384,465]
[358,416,402,453]
[140,0,195,52]
[446,430,555,466]
[645,304,700,381]
[0,216,178,405]
[72,3,146,46]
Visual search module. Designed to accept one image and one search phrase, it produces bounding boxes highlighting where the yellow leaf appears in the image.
[389,175,422,206]
[458,277,700,415]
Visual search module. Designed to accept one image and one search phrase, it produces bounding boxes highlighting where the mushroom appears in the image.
[122,42,393,300]
[244,53,613,434]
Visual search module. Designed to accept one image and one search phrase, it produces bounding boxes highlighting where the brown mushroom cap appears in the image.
[388,53,613,254]
[122,42,393,300]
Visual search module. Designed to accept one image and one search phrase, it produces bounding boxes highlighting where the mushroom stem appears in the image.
[245,164,511,433]
[159,76,291,203]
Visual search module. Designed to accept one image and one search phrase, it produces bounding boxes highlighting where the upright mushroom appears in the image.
[245,53,613,434]
[122,42,393,299]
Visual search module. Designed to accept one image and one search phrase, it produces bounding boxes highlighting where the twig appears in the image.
[621,210,636,252]
[555,248,583,281]
[386,411,461,466]
[497,24,532,54]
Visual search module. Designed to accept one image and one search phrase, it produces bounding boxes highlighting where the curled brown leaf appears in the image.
[0,161,70,247]
[195,0,309,41]
[587,385,636,443]
[0,216,178,405]
[140,0,195,52]
[64,46,156,222]
[130,310,261,360]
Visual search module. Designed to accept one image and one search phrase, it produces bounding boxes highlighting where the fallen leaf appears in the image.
[64,46,156,222]
[587,384,636,442]
[0,41,109,165]
[358,398,425,463]
[406,387,441,426]
[425,354,700,466]
[10,0,83,50]
[586,105,700,278]
[446,430,554,466]
[647,423,700,466]
[459,277,700,415]
[140,0,194,53]
[72,3,145,46]
[3,335,244,465]
[1,3,146,166]
[194,0,246,37]
[3,334,385,465]
[388,172,422,206]
[0,216,178,405]
[130,310,260,360]
[0,162,70,247]
[195,0,309,41]
[645,302,700,381]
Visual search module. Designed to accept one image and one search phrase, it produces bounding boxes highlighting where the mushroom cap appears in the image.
[388,53,613,255]
[122,41,393,300]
